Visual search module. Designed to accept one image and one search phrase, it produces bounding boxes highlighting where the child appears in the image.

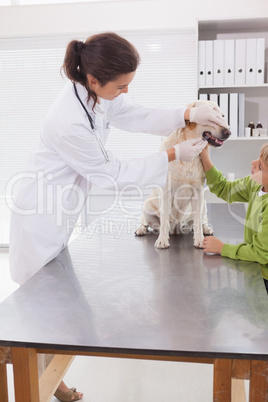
[200,143,268,290]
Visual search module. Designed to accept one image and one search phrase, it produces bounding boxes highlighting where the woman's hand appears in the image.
[189,103,229,129]
[166,138,207,162]
[173,138,207,162]
[203,236,224,254]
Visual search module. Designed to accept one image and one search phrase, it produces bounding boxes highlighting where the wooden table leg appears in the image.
[39,355,75,402]
[12,347,39,402]
[213,359,232,402]
[249,360,268,402]
[0,364,9,402]
[232,379,246,402]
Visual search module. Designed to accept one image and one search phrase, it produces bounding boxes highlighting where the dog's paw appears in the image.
[135,224,148,236]
[155,235,170,249]
[202,223,214,236]
[194,234,204,249]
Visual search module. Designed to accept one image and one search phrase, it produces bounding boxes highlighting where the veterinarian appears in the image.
[201,143,268,290]
[10,32,229,286]
[9,32,229,401]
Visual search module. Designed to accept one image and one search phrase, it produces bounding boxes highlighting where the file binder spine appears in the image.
[229,93,238,137]
[213,40,224,87]
[235,39,246,86]
[256,38,265,85]
[219,94,229,126]
[198,41,206,87]
[246,38,257,86]
[224,40,235,86]
[205,41,213,87]
[209,94,219,105]
[238,93,245,137]
[199,94,208,100]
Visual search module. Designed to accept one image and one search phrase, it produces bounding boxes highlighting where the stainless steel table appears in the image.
[0,203,267,402]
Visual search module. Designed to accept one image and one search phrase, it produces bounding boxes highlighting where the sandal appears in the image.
[54,387,82,401]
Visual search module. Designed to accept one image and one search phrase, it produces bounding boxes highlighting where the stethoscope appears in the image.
[73,83,110,163]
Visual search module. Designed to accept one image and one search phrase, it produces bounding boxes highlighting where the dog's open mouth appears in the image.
[202,131,224,148]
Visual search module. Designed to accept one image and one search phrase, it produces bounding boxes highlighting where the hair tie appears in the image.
[76,41,85,55]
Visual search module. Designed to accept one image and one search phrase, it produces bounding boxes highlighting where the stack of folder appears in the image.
[198,38,265,87]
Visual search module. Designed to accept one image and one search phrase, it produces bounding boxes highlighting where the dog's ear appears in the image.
[186,121,196,130]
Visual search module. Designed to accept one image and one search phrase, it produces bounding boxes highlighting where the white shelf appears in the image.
[229,137,268,140]
[199,84,268,90]
[198,17,268,181]
[198,18,268,33]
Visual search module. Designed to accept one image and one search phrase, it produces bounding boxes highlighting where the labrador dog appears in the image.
[135,100,231,249]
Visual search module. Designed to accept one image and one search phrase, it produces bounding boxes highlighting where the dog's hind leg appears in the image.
[135,214,149,236]
[135,196,161,236]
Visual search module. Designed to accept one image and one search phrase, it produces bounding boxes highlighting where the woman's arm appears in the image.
[166,147,176,162]
[184,108,190,121]
[107,95,188,136]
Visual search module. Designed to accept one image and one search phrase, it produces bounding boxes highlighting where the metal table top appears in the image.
[0,203,267,360]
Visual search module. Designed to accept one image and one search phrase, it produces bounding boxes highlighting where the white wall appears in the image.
[0,0,268,37]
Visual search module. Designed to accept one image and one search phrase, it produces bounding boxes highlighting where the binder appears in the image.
[219,94,229,126]
[246,38,257,85]
[256,38,265,85]
[235,39,246,86]
[213,40,224,86]
[224,40,235,86]
[199,93,208,100]
[229,93,238,137]
[205,40,213,87]
[198,41,206,87]
[209,94,219,105]
[238,93,245,137]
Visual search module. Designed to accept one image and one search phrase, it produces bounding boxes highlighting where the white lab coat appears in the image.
[9,82,187,285]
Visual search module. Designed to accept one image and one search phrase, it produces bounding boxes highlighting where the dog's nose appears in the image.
[222,128,231,139]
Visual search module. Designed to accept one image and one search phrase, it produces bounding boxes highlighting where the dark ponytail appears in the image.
[62,32,140,109]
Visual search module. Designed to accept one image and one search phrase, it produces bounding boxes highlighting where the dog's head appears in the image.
[184,100,231,148]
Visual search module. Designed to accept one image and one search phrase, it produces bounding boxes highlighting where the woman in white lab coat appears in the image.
[9,32,227,401]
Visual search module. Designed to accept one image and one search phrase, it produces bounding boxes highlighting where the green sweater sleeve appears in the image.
[205,166,252,203]
[221,207,268,265]
[206,166,268,266]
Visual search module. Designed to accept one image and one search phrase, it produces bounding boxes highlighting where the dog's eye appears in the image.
[222,114,225,117]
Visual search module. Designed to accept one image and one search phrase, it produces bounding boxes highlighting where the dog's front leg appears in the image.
[155,174,172,249]
[191,187,204,248]
[201,196,214,236]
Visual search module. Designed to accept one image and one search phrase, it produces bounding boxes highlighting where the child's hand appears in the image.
[203,236,224,254]
[200,144,213,172]
[200,143,210,158]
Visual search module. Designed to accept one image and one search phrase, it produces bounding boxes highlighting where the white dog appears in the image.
[135,100,231,249]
